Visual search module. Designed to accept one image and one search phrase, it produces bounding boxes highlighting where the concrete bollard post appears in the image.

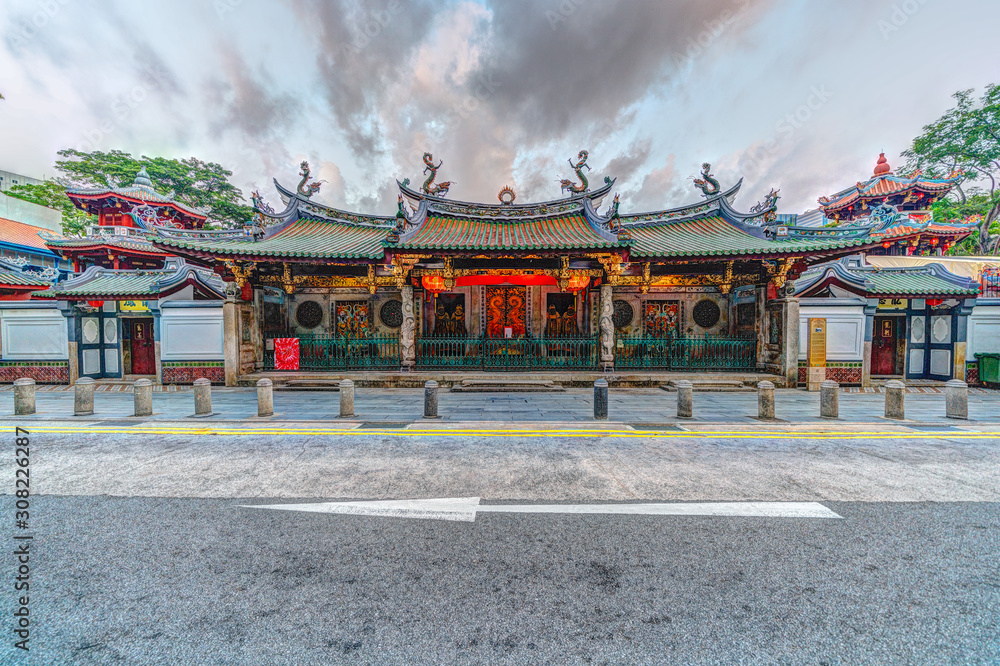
[593,378,609,420]
[74,377,95,416]
[884,380,905,420]
[945,379,968,420]
[256,378,273,417]
[339,379,355,418]
[13,378,36,416]
[193,378,213,416]
[757,381,775,420]
[675,380,693,419]
[423,380,439,419]
[133,379,153,417]
[820,380,839,419]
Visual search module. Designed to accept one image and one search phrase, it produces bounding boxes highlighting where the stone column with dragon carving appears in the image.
[400,284,416,369]
[599,282,615,370]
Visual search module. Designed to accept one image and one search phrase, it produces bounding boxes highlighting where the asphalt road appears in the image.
[2,498,997,664]
[2,423,999,664]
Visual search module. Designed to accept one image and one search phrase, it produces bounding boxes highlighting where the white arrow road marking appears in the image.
[241,498,842,522]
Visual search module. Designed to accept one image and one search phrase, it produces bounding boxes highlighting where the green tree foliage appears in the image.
[903,84,1000,255]
[931,192,1000,256]
[7,150,252,235]
[55,149,253,229]
[5,180,93,237]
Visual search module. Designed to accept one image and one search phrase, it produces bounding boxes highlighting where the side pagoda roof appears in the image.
[818,153,959,218]
[66,168,208,222]
[42,228,168,259]
[795,258,980,299]
[34,258,223,301]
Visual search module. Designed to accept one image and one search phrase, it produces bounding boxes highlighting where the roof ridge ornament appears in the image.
[421,153,453,196]
[498,185,516,205]
[559,150,591,194]
[693,162,720,197]
[749,188,781,215]
[296,161,324,198]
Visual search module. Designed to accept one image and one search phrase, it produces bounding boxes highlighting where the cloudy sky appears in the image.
[2,0,998,217]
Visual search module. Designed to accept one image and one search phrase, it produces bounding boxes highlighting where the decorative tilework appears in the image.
[0,362,70,384]
[966,362,980,387]
[161,361,225,384]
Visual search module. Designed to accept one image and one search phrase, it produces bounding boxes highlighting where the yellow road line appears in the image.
[7,425,1000,440]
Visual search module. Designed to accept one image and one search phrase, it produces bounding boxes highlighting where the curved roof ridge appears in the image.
[616,179,743,228]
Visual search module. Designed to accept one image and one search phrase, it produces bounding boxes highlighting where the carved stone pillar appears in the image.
[599,283,614,370]
[400,284,416,369]
[223,284,239,387]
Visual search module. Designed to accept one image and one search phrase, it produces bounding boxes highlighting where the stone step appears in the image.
[451,379,565,393]
[275,379,344,391]
[660,379,754,392]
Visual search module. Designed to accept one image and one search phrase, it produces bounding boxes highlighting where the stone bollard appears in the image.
[133,379,153,417]
[757,381,775,420]
[945,379,968,420]
[13,378,36,416]
[193,378,213,416]
[339,379,355,418]
[820,380,839,419]
[256,378,273,417]
[74,377,95,416]
[675,380,693,419]
[423,380,439,419]
[884,380,905,420]
[593,378,609,420]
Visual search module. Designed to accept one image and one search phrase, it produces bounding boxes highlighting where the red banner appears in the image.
[274,338,299,371]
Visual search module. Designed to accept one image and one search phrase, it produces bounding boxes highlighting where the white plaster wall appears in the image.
[798,305,865,361]
[0,309,68,360]
[160,308,224,360]
[969,305,1000,355]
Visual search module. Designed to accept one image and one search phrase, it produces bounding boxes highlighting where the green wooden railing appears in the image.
[616,334,756,371]
[263,334,400,371]
[416,335,598,370]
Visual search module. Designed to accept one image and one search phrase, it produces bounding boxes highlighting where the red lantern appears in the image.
[927,298,943,307]
[882,242,891,248]
[87,300,104,308]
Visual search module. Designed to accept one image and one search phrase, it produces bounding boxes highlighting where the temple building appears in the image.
[140,155,934,388]
[796,154,983,385]
[43,167,209,272]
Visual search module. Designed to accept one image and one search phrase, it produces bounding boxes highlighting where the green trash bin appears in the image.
[975,353,1000,387]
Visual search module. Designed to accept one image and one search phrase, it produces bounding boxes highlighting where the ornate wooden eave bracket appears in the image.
[223,259,255,288]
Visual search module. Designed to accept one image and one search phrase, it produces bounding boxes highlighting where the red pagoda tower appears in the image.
[817,153,976,256]
[44,167,209,271]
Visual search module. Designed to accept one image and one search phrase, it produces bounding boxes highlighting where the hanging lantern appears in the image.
[421,275,447,293]
[882,242,891,248]
[87,300,104,308]
[929,237,939,246]
[567,276,590,291]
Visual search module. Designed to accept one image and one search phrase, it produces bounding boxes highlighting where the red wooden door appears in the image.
[485,287,526,337]
[872,316,897,375]
[130,319,156,375]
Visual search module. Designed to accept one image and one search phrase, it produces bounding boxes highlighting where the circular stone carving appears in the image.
[692,299,721,329]
[295,300,323,329]
[379,299,403,328]
[612,300,634,329]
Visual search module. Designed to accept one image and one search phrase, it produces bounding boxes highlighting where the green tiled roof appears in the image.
[628,216,871,258]
[859,269,979,296]
[0,271,50,287]
[45,235,163,254]
[395,214,623,251]
[155,218,387,259]
[36,272,166,297]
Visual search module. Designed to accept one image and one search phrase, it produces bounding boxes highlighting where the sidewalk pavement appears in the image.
[5,386,998,424]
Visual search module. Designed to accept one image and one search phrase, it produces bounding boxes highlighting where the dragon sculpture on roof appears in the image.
[421,153,453,196]
[559,150,591,194]
[693,162,720,196]
[296,161,324,198]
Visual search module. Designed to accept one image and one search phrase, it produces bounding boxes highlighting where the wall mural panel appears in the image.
[433,294,467,337]
[643,300,680,338]
[545,293,579,337]
[334,301,370,337]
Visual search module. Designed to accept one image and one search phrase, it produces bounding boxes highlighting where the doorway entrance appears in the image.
[872,316,902,375]
[128,318,156,375]
[485,287,526,338]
